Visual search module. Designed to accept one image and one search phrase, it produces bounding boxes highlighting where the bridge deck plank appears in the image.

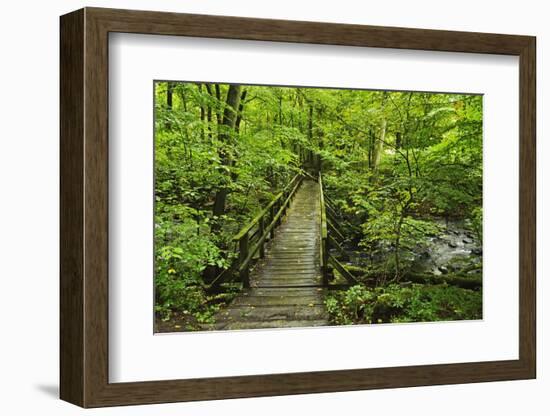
[210,179,329,330]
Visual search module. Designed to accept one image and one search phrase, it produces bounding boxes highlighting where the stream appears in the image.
[413,219,481,275]
[342,218,482,276]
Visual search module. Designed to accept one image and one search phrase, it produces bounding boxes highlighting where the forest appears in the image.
[154,81,483,332]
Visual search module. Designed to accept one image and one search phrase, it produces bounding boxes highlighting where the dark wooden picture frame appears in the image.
[60,7,536,408]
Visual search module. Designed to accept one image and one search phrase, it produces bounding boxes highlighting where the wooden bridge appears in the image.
[207,171,357,330]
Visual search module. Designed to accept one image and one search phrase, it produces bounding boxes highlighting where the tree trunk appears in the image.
[372,92,388,171]
[197,83,206,140]
[215,84,222,125]
[393,211,405,280]
[212,85,243,218]
[166,82,173,108]
[308,105,313,140]
[395,131,402,149]
[204,83,214,140]
[307,105,314,167]
[235,90,247,133]
[165,82,174,129]
[372,117,386,170]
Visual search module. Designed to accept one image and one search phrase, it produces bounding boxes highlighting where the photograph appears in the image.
[153,81,483,332]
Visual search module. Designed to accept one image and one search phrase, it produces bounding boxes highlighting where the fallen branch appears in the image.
[404,272,482,291]
[341,265,482,290]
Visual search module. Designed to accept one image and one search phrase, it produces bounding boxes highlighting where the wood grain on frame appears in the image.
[60,7,536,408]
[60,8,85,406]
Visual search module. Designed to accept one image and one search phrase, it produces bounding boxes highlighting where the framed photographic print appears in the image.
[60,7,536,408]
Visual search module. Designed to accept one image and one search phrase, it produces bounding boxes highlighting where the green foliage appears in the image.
[325,284,482,325]
[154,206,230,321]
[154,82,303,324]
[469,206,483,242]
[361,213,441,276]
[321,91,482,279]
[153,80,483,328]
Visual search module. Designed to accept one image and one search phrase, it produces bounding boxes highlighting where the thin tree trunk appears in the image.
[308,105,313,141]
[166,82,173,108]
[215,84,222,126]
[204,83,214,140]
[308,105,313,166]
[367,128,374,169]
[394,212,404,280]
[372,92,388,171]
[372,117,386,170]
[317,108,324,173]
[235,90,247,133]
[165,82,174,129]
[212,85,243,218]
[197,83,206,140]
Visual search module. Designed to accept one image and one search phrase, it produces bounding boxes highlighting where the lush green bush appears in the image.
[469,206,483,243]
[154,82,300,325]
[154,206,230,322]
[325,284,482,325]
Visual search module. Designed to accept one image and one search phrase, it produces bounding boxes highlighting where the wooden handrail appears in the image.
[209,173,303,289]
[328,256,358,285]
[327,218,346,242]
[319,175,328,241]
[319,172,358,287]
[319,172,329,286]
[325,194,362,234]
[232,192,283,241]
[211,169,357,290]
[237,181,301,274]
[232,173,301,241]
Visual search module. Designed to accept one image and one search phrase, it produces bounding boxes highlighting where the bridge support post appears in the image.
[259,217,265,258]
[319,171,330,287]
[238,234,250,288]
[269,205,276,238]
[322,238,330,286]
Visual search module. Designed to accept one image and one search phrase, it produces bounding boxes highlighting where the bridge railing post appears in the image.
[275,199,282,227]
[269,205,276,238]
[238,234,250,288]
[319,172,330,287]
[259,217,266,258]
[322,236,329,286]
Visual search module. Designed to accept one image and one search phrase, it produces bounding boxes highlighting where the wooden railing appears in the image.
[319,173,329,286]
[209,174,303,290]
[318,173,358,286]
